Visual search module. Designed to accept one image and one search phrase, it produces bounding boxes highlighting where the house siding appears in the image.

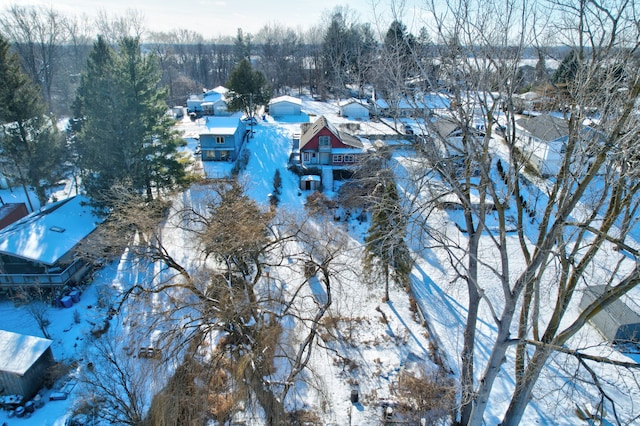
[0,343,54,399]
[200,120,246,162]
[270,101,301,116]
[340,102,369,119]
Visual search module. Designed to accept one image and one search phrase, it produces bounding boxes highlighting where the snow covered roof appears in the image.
[338,98,368,108]
[301,175,321,182]
[212,86,228,94]
[0,329,52,376]
[269,95,302,106]
[422,93,451,110]
[200,116,243,136]
[0,195,102,266]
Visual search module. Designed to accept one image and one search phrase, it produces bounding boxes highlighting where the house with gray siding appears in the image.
[580,286,640,344]
[0,330,54,399]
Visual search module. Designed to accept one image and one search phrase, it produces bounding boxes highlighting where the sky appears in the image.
[0,0,425,39]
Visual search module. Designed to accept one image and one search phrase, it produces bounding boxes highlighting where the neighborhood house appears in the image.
[299,115,364,168]
[199,116,247,161]
[580,286,640,344]
[515,114,569,176]
[0,195,102,291]
[187,86,229,117]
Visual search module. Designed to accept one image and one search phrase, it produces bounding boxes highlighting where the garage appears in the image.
[269,96,302,117]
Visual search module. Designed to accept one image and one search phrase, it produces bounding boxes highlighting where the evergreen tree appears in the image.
[551,49,580,86]
[226,58,272,117]
[233,28,251,63]
[364,176,412,301]
[384,20,418,81]
[73,36,190,206]
[0,35,67,209]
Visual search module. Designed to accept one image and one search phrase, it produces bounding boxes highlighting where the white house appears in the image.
[515,114,569,176]
[268,96,302,116]
[187,86,229,116]
[338,98,370,119]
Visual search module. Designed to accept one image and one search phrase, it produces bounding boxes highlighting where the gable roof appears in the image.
[0,195,102,266]
[431,117,460,139]
[299,115,363,150]
[516,114,569,142]
[338,98,369,109]
[0,329,52,375]
[269,95,302,106]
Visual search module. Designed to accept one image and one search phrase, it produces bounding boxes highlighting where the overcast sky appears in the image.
[0,0,425,39]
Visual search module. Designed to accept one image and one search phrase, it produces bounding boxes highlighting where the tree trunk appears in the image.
[248,372,287,425]
[467,314,515,426]
[500,347,550,426]
[459,229,480,426]
[384,264,390,302]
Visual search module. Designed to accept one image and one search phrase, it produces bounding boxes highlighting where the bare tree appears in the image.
[94,8,146,45]
[74,330,160,425]
[383,0,640,425]
[77,182,359,423]
[0,5,69,109]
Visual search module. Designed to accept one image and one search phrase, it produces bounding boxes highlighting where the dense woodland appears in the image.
[2,1,640,425]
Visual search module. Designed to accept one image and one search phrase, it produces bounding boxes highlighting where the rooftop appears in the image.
[0,195,102,266]
[0,329,52,376]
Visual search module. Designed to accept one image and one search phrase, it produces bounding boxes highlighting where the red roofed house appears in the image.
[299,116,364,168]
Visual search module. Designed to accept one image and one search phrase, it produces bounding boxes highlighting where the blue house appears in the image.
[199,116,247,161]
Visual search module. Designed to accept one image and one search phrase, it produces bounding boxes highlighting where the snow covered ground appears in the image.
[1,97,638,425]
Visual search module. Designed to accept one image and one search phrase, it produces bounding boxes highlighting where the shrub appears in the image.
[391,366,456,424]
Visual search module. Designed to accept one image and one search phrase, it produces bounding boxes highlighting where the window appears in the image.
[332,155,343,163]
[216,136,225,144]
[303,152,310,162]
[319,136,330,147]
[344,155,354,163]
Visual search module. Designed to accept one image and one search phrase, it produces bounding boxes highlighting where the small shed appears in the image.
[269,96,302,117]
[300,175,321,191]
[0,330,54,399]
[579,286,640,344]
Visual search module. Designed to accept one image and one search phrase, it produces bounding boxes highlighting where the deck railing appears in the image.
[0,259,87,289]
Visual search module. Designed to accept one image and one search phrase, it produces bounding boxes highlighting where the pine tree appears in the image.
[364,176,412,302]
[73,36,190,206]
[0,35,67,209]
[226,58,272,117]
